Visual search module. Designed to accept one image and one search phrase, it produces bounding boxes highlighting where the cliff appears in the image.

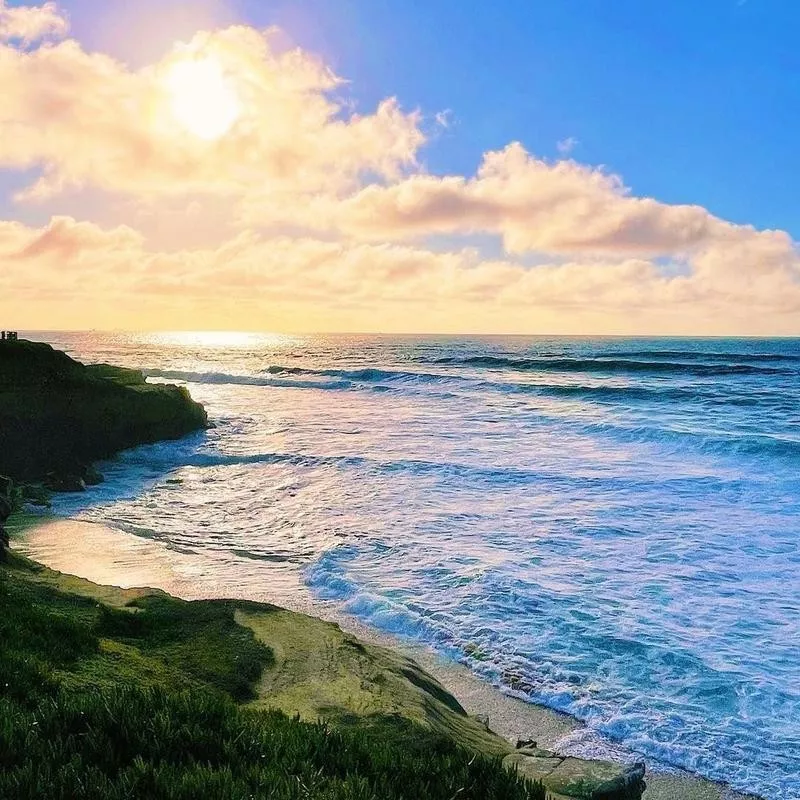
[1,550,647,799]
[0,341,647,799]
[0,552,549,800]
[0,339,207,487]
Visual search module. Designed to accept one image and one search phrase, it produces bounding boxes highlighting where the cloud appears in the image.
[321,144,719,257]
[0,0,67,44]
[0,3,797,334]
[1,215,798,333]
[295,143,800,310]
[557,136,578,155]
[0,24,423,200]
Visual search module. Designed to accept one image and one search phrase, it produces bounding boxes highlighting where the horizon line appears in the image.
[12,329,800,340]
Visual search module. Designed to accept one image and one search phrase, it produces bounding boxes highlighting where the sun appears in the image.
[163,56,241,141]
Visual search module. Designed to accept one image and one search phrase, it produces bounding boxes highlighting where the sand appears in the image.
[12,515,761,800]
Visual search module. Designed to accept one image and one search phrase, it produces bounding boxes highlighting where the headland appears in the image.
[0,340,758,799]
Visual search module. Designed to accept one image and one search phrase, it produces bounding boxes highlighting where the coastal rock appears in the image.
[517,745,558,759]
[546,758,644,799]
[0,475,16,561]
[504,752,564,782]
[503,751,645,799]
[45,474,87,493]
[0,339,207,485]
[0,475,17,522]
[473,713,491,730]
[21,484,51,507]
[516,738,537,749]
[83,465,105,486]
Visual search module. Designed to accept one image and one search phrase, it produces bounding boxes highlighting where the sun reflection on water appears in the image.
[142,331,301,350]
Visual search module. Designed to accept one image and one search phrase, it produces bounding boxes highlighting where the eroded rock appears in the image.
[504,750,645,799]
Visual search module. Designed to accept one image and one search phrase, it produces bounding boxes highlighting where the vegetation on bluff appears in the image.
[0,339,207,486]
[0,554,545,800]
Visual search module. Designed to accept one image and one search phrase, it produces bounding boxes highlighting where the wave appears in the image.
[146,366,788,411]
[144,368,353,391]
[514,382,783,408]
[605,349,800,363]
[143,449,550,485]
[422,355,795,376]
[113,435,799,492]
[146,363,791,401]
[581,421,800,462]
[264,365,450,384]
[146,366,457,389]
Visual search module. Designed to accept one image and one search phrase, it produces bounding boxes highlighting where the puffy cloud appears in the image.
[0,4,797,334]
[324,144,718,257]
[293,143,800,314]
[0,24,423,200]
[1,215,798,333]
[0,0,67,44]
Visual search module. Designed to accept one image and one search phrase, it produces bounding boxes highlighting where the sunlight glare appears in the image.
[145,331,299,349]
[164,56,241,141]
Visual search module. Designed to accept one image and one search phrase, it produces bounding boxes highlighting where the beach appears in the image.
[20,330,797,800]
[4,330,796,798]
[12,514,761,800]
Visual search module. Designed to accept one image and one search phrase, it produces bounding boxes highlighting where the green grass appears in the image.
[95,596,272,701]
[0,556,545,800]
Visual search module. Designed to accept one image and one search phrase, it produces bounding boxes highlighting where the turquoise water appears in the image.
[36,332,800,799]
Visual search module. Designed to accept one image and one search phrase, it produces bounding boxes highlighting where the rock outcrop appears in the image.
[0,339,207,487]
[504,746,645,799]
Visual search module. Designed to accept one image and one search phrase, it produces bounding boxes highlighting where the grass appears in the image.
[0,554,545,800]
[238,606,514,757]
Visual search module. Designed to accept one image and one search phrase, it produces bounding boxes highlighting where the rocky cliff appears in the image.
[0,339,207,488]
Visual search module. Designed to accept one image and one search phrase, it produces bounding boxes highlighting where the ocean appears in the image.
[29,332,800,799]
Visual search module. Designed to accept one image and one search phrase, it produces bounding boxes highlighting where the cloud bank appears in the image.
[0,3,797,333]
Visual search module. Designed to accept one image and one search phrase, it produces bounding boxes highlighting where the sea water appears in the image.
[31,332,799,799]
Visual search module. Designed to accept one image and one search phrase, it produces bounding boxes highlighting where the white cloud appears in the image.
[0,24,423,200]
[0,4,797,334]
[0,0,67,44]
[557,136,578,155]
[318,144,719,257]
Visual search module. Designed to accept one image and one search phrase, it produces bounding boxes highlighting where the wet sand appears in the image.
[12,515,760,800]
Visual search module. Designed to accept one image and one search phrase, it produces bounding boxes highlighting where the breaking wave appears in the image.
[421,355,795,376]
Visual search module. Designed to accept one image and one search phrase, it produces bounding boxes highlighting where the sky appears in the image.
[0,0,798,334]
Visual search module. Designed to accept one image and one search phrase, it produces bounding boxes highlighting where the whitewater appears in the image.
[32,332,799,799]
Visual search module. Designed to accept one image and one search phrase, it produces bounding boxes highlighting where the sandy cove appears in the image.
[10,514,760,800]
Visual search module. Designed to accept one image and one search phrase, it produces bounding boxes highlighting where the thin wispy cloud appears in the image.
[557,137,579,155]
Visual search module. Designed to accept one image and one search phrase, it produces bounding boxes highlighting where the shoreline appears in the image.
[12,513,759,800]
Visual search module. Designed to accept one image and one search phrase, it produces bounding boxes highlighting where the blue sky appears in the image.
[266,0,799,234]
[54,0,797,236]
[2,0,798,333]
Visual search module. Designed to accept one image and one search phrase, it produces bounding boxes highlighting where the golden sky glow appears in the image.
[0,1,798,334]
